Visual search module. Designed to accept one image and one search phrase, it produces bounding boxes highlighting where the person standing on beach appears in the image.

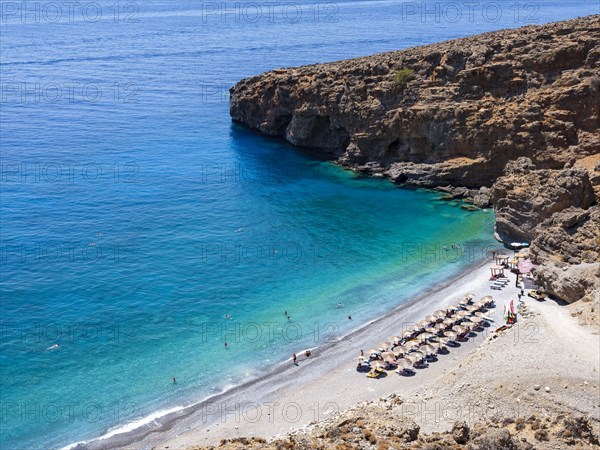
[519,279,525,296]
[292,353,297,365]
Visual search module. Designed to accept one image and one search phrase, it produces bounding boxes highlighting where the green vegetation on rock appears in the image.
[394,68,414,88]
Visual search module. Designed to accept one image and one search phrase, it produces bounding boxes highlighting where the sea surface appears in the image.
[1,1,597,448]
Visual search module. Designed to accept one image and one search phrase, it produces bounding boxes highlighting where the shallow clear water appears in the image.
[1,1,597,448]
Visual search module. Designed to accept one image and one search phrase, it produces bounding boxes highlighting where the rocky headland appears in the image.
[230,15,600,313]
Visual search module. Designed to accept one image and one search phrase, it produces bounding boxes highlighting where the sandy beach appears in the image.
[156,263,511,449]
[76,257,510,449]
[75,252,600,450]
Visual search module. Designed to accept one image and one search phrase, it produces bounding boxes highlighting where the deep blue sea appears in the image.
[1,1,597,448]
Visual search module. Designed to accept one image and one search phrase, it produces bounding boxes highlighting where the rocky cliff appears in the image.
[230,15,600,306]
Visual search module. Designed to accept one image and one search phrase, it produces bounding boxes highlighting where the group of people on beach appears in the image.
[292,349,312,365]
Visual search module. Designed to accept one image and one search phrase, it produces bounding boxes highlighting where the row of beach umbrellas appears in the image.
[360,294,494,375]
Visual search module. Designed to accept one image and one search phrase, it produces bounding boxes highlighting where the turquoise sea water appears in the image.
[1,1,598,449]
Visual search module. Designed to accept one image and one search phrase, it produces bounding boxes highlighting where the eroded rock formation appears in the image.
[190,394,600,450]
[230,15,600,305]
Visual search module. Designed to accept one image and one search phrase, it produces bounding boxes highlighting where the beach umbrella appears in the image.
[442,318,455,326]
[420,344,436,355]
[402,328,416,338]
[405,354,419,364]
[419,332,434,341]
[367,349,381,356]
[462,320,476,329]
[471,316,484,324]
[452,325,466,334]
[396,358,413,369]
[425,327,438,334]
[370,360,385,368]
[433,341,448,353]
[480,295,493,304]
[435,322,447,330]
[381,351,395,359]
[425,315,438,323]
[379,342,392,350]
[400,330,412,340]
[437,337,450,346]
[409,351,425,360]
[392,346,407,357]
[433,309,446,318]
[444,330,457,339]
[447,304,459,312]
[518,259,534,274]
[458,298,470,306]
[405,340,420,349]
[457,310,471,318]
[475,300,486,309]
[464,293,475,300]
[383,355,397,363]
[466,304,479,312]
[417,320,430,329]
[388,336,402,344]
[404,325,419,333]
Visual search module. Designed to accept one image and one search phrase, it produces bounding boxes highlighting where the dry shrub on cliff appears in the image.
[394,68,414,88]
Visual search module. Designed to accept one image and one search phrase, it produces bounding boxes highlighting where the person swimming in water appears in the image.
[47,344,60,350]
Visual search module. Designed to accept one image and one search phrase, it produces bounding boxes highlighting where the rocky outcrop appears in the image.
[231,15,600,187]
[529,204,600,318]
[190,395,600,449]
[230,16,600,305]
[490,157,595,243]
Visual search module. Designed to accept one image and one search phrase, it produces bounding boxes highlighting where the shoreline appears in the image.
[73,254,503,450]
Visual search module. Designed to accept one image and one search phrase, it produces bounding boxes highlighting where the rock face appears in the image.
[530,204,600,315]
[230,15,600,305]
[490,157,595,243]
[231,15,600,185]
[190,395,600,449]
